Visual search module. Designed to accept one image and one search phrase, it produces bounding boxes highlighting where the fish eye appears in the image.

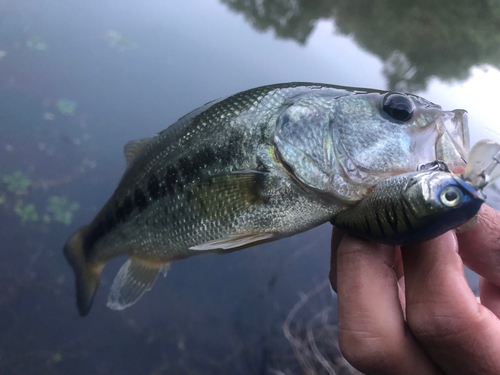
[439,186,463,207]
[382,93,415,122]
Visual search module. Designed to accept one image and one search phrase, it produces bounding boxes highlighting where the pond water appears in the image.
[1,1,500,374]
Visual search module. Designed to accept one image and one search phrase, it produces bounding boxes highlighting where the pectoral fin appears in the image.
[187,171,269,216]
[189,233,276,251]
[107,257,171,310]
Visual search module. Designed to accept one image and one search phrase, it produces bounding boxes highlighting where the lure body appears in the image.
[332,171,484,245]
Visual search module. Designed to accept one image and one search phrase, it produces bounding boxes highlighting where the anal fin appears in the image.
[107,257,171,310]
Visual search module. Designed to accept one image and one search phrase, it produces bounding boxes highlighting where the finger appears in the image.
[456,205,500,286]
[479,277,500,319]
[331,230,404,292]
[402,231,500,374]
[336,235,442,375]
[329,227,345,292]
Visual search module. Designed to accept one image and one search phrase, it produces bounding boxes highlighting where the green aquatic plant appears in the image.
[2,171,31,195]
[52,352,63,363]
[47,196,80,225]
[14,200,39,223]
[56,99,77,116]
[104,30,138,51]
[0,194,5,205]
[26,36,47,50]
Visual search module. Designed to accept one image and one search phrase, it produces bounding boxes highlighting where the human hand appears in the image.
[330,205,500,374]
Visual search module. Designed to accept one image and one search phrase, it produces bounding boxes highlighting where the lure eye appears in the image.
[439,186,463,207]
[382,93,415,122]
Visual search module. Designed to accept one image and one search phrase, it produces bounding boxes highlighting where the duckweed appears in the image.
[48,196,80,225]
[14,200,39,223]
[2,171,31,195]
[26,36,47,50]
[104,30,138,51]
[56,99,77,116]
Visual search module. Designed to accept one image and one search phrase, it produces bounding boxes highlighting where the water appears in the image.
[1,1,500,374]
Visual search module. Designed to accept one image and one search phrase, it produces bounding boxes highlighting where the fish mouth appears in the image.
[435,109,469,174]
[413,109,469,175]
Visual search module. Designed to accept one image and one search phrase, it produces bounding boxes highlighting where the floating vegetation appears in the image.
[104,30,138,51]
[0,50,6,61]
[14,200,39,223]
[56,99,77,116]
[2,171,31,195]
[51,352,63,363]
[0,189,80,225]
[26,36,47,51]
[47,196,80,225]
[43,112,55,121]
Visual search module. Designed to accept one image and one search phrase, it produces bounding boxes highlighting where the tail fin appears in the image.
[63,225,104,316]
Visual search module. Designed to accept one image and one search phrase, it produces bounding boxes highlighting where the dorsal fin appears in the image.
[123,138,152,167]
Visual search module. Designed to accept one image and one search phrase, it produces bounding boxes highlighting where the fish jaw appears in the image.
[435,109,469,174]
[407,109,469,175]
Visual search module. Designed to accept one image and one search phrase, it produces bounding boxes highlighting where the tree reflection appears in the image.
[221,0,500,91]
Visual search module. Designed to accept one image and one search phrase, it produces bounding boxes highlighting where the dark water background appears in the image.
[1,1,500,374]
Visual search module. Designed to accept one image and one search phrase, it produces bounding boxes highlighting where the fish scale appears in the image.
[63,82,469,315]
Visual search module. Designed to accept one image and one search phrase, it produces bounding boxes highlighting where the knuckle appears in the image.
[338,327,398,373]
[407,302,479,343]
[479,208,500,250]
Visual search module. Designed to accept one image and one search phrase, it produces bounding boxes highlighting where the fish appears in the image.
[63,82,469,316]
[331,170,485,245]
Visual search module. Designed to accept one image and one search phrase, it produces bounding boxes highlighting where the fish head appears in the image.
[333,92,469,179]
[272,89,469,202]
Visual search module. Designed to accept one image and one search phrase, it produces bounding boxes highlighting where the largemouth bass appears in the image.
[63,82,469,316]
